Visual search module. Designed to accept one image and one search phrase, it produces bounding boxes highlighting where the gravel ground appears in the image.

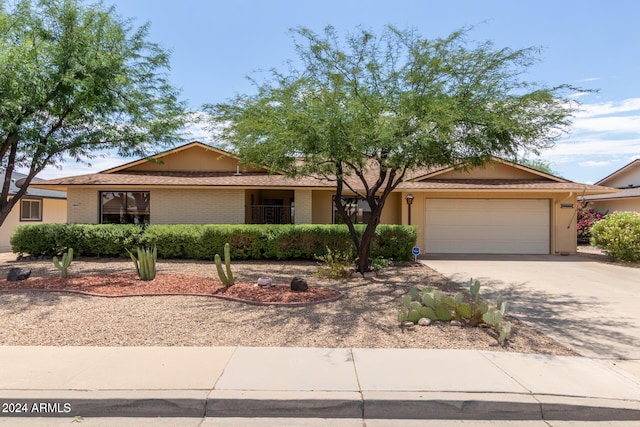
[0,253,576,355]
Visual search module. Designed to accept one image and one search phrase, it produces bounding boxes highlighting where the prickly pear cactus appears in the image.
[498,321,512,346]
[455,302,472,319]
[419,306,436,320]
[434,305,452,321]
[421,292,435,308]
[407,309,421,323]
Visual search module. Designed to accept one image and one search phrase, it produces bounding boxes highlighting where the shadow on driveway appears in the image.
[472,278,637,360]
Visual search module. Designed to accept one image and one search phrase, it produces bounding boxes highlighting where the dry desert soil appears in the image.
[0,254,576,355]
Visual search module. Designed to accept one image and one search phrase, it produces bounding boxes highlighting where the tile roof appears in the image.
[32,171,615,194]
[34,171,332,188]
[583,187,640,201]
[397,179,616,193]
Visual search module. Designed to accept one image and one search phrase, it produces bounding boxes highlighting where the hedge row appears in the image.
[10,223,417,261]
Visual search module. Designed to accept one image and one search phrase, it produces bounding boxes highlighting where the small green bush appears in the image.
[10,223,417,261]
[590,211,640,262]
[10,224,143,257]
[315,247,356,279]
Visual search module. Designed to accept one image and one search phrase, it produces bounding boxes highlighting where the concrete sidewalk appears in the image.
[0,347,639,422]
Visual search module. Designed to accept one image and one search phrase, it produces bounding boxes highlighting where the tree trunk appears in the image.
[355,201,385,274]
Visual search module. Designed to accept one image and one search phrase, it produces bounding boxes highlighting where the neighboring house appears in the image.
[582,159,640,214]
[0,170,67,252]
[32,141,615,255]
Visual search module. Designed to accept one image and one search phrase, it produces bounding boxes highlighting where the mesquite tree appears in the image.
[206,25,579,273]
[0,0,186,227]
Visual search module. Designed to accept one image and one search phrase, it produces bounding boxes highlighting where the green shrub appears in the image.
[10,223,416,261]
[370,256,393,275]
[10,224,144,257]
[368,225,417,261]
[141,224,200,258]
[315,247,355,279]
[590,211,640,262]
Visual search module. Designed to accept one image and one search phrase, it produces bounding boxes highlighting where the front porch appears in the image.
[245,189,298,224]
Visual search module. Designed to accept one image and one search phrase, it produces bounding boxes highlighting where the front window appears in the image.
[100,191,150,224]
[333,196,376,224]
[20,199,42,221]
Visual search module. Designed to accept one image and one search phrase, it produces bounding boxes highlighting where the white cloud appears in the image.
[180,122,212,144]
[548,137,640,157]
[569,91,591,99]
[572,115,640,133]
[542,99,640,161]
[180,111,215,144]
[577,77,601,82]
[575,98,640,118]
[579,160,612,167]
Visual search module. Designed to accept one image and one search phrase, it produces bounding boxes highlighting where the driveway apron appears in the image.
[423,254,640,360]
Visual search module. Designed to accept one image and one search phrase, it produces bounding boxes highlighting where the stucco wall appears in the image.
[380,192,401,224]
[126,145,263,173]
[600,164,640,188]
[435,163,543,180]
[312,191,333,224]
[553,193,578,254]
[1,197,67,252]
[591,198,640,215]
[294,189,312,224]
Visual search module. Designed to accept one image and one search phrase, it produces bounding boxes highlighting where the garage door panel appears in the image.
[425,199,549,254]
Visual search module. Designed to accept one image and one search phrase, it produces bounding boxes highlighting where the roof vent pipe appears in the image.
[234,165,242,176]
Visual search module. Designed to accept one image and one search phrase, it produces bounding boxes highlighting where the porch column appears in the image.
[294,189,312,224]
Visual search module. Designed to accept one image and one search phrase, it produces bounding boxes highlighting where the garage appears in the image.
[425,199,550,254]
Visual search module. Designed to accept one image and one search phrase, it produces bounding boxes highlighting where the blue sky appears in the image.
[39,0,640,184]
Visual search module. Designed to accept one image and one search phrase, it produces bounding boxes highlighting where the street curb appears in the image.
[206,391,362,418]
[1,391,640,420]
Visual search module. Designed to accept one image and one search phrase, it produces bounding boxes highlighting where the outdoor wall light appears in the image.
[405,193,415,225]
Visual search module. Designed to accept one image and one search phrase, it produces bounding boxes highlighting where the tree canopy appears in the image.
[205,25,580,273]
[0,0,186,226]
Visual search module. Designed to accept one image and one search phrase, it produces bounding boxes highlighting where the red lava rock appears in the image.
[0,273,341,306]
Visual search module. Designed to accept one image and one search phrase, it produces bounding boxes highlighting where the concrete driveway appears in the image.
[423,253,640,361]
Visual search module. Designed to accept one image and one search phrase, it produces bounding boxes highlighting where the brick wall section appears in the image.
[67,188,246,224]
[294,189,312,224]
[151,189,245,224]
[67,188,99,223]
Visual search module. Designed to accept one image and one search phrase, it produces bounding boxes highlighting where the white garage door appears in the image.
[425,199,550,254]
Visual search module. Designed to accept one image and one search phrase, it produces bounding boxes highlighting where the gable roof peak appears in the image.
[100,141,243,174]
[595,159,640,186]
[410,156,570,183]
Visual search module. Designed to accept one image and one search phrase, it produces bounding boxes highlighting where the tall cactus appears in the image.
[52,248,73,278]
[215,243,234,286]
[127,246,157,281]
